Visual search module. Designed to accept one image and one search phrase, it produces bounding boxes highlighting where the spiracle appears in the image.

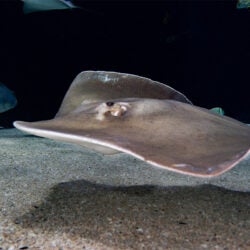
[95,101,130,120]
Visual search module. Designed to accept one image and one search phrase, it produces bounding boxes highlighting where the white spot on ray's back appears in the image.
[98,73,119,83]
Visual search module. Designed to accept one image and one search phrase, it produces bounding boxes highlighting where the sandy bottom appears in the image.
[0,129,250,249]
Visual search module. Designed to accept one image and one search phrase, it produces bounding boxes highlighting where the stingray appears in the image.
[0,82,17,113]
[14,71,250,177]
[22,0,78,14]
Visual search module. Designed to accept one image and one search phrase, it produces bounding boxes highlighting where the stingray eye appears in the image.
[106,102,114,107]
[96,101,130,120]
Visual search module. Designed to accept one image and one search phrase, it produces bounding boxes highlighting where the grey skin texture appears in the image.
[56,71,191,117]
[14,71,250,177]
[0,82,17,113]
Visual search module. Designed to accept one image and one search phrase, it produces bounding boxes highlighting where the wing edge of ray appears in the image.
[14,121,250,177]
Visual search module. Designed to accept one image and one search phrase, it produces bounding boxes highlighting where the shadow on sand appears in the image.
[16,181,250,249]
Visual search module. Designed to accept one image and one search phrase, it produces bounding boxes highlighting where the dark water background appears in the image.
[0,0,249,126]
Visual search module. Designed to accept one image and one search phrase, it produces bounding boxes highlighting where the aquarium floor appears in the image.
[0,129,250,250]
